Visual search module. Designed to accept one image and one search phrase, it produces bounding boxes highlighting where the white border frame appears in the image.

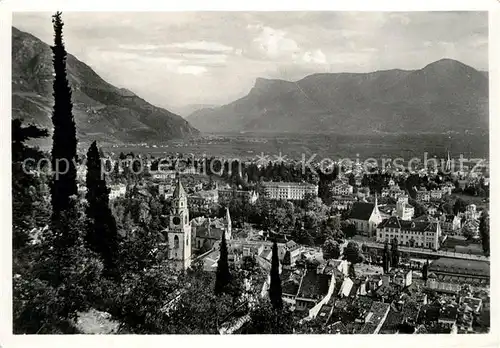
[1,1,498,348]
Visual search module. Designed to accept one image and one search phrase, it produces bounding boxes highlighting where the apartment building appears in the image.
[376,216,442,250]
[262,181,318,201]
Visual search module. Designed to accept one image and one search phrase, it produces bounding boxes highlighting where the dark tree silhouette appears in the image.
[85,141,119,277]
[422,259,429,283]
[343,241,363,278]
[391,237,400,268]
[322,238,341,260]
[479,212,490,256]
[214,232,231,295]
[382,240,391,274]
[50,11,78,219]
[269,240,283,309]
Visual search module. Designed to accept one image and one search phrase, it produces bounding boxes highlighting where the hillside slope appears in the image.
[12,27,199,145]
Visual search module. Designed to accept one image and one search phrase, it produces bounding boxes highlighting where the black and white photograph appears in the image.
[5,5,495,338]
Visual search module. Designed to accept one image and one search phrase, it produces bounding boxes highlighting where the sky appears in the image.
[13,11,488,112]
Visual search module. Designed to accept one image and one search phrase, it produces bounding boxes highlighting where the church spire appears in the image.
[446,150,451,172]
[373,192,380,214]
[173,172,186,199]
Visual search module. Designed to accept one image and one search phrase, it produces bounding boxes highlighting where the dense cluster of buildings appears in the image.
[97,151,489,334]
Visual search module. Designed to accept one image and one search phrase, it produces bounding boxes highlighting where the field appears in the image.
[102,132,489,164]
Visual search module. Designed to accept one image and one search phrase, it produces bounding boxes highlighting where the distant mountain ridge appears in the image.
[187,59,489,134]
[12,27,199,145]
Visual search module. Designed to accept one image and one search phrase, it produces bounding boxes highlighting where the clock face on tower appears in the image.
[173,216,181,225]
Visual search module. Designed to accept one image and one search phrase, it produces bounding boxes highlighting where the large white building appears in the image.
[376,216,442,250]
[262,181,318,201]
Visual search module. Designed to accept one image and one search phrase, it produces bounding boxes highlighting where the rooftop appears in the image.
[359,301,390,334]
[262,181,317,188]
[328,321,348,334]
[349,202,375,221]
[378,216,439,232]
[297,269,331,300]
[429,258,490,278]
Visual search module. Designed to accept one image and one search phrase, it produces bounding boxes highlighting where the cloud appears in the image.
[177,65,207,75]
[302,49,327,64]
[249,24,300,59]
[165,40,235,53]
[248,24,329,65]
[117,44,162,51]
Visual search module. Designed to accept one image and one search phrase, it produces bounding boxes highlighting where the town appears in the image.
[21,146,490,334]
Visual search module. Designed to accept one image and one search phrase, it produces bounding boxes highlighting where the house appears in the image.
[376,216,442,250]
[188,189,219,208]
[158,182,175,199]
[218,187,259,204]
[395,195,414,220]
[464,204,480,220]
[392,270,413,288]
[191,208,232,251]
[348,198,382,237]
[295,269,333,313]
[359,301,391,334]
[109,184,127,200]
[439,183,454,195]
[426,204,439,216]
[151,171,176,181]
[438,300,458,326]
[331,182,354,196]
[462,219,480,239]
[338,277,354,298]
[459,297,482,314]
[388,186,405,200]
[439,214,461,234]
[284,240,302,265]
[429,189,444,200]
[456,304,475,333]
[327,321,349,334]
[415,188,430,202]
[331,197,357,211]
[281,269,304,306]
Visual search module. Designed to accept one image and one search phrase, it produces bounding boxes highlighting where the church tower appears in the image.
[167,174,192,271]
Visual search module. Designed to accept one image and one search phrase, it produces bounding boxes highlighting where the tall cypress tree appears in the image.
[382,240,391,274]
[85,141,119,277]
[422,259,429,283]
[215,231,231,295]
[479,212,490,256]
[391,237,400,268]
[269,240,283,309]
[50,11,78,219]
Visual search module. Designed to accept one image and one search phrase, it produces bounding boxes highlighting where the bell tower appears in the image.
[167,173,192,271]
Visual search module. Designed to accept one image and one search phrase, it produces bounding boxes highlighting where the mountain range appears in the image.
[12,27,199,145]
[187,59,489,134]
